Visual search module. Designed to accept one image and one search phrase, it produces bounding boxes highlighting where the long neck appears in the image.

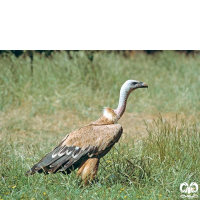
[114,86,132,120]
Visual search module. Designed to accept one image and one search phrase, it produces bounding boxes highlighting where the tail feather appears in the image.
[25,164,44,176]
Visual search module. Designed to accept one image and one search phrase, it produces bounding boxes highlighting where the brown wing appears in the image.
[25,124,123,175]
[62,123,122,151]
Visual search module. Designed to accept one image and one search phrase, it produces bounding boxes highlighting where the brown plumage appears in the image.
[25,80,148,184]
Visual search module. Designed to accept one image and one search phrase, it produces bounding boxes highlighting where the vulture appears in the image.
[25,80,148,184]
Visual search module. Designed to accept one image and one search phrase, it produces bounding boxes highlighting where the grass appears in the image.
[0,51,200,199]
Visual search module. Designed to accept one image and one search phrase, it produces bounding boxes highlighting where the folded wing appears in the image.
[25,124,123,175]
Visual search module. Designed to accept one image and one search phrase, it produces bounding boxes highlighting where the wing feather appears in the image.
[25,124,123,175]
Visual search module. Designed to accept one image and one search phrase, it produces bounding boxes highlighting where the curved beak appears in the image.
[139,82,148,89]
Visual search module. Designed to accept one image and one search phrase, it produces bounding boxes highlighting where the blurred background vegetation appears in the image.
[0,50,199,118]
[0,50,197,70]
[0,50,196,57]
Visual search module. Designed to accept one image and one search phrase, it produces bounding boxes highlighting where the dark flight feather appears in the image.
[25,145,96,175]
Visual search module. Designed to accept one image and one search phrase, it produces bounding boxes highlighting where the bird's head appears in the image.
[121,79,148,93]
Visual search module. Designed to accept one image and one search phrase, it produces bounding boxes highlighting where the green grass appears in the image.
[0,51,200,199]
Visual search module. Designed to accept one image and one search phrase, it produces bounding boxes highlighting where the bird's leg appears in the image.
[77,158,99,185]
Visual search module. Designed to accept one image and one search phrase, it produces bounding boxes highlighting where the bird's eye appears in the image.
[133,82,138,85]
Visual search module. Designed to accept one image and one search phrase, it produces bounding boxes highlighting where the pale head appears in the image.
[121,79,148,93]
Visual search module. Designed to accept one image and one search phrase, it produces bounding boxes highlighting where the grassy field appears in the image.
[0,51,200,200]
